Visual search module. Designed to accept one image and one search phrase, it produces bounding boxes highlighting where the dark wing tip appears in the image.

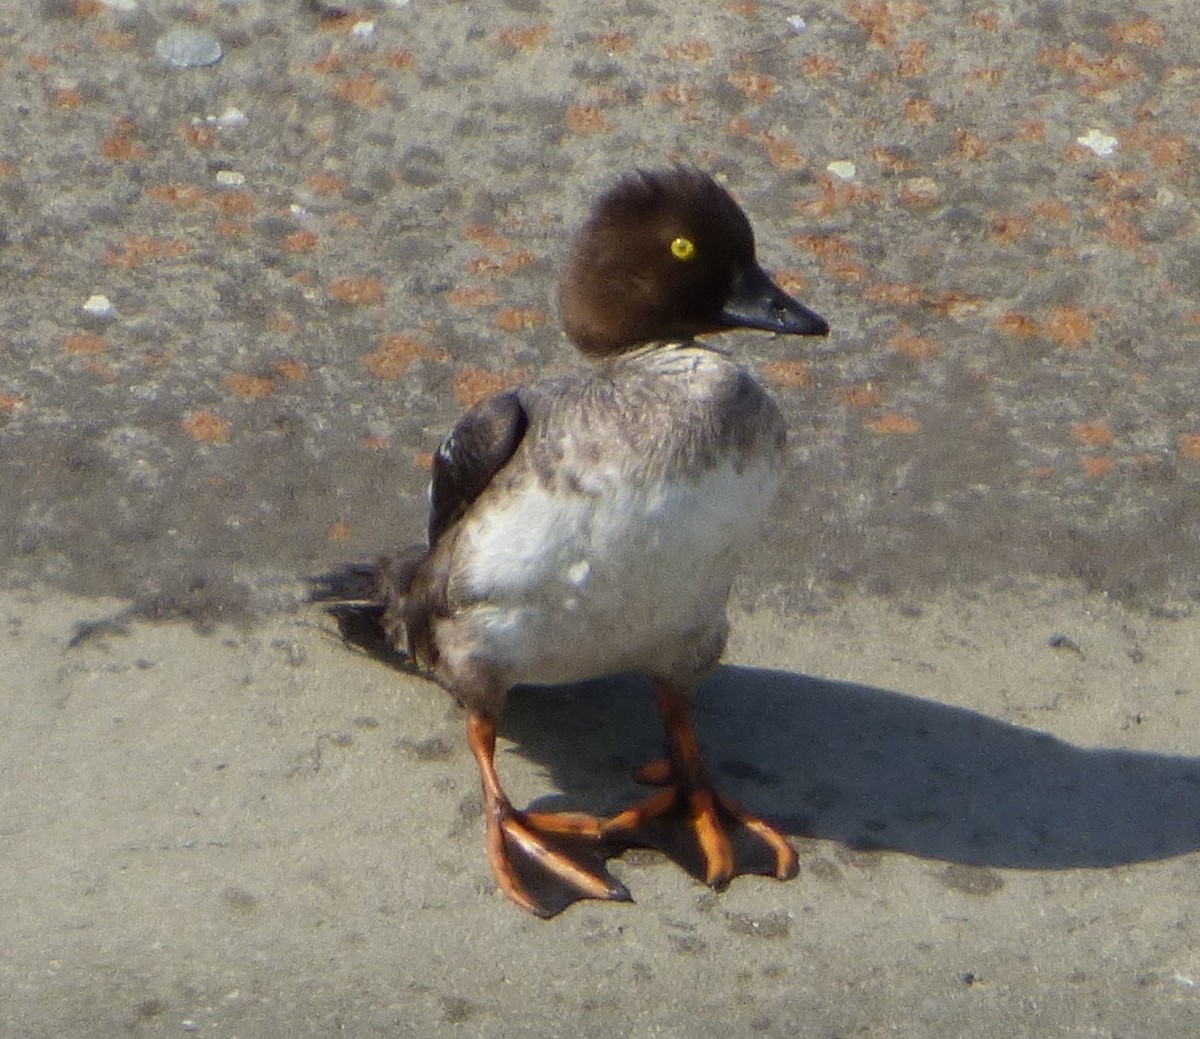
[429,390,529,544]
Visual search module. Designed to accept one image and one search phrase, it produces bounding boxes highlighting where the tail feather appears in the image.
[308,548,427,675]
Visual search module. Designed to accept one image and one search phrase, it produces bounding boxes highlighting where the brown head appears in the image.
[558,167,829,357]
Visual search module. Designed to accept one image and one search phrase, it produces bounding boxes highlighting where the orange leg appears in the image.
[599,683,799,887]
[466,713,631,918]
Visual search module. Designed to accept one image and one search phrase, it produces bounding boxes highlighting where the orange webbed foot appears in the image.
[599,686,799,888]
[484,803,631,919]
[469,714,631,918]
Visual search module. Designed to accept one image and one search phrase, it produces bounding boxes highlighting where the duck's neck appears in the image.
[598,339,732,367]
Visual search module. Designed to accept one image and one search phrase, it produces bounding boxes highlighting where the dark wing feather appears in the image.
[428,390,529,544]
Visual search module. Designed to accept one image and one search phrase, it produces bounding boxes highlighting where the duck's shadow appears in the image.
[501,666,1200,870]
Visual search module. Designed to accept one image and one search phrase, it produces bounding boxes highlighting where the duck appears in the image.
[311,166,830,917]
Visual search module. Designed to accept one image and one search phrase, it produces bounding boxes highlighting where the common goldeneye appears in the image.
[313,167,830,917]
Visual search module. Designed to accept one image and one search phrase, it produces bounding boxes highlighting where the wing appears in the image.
[428,389,529,545]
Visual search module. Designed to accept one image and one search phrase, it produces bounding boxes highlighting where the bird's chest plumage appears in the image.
[436,347,786,688]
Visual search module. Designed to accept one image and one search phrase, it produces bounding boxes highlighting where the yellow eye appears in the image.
[670,236,697,261]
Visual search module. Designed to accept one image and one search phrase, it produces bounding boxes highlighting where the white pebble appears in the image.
[83,294,114,317]
[826,160,857,180]
[1077,129,1118,156]
[351,20,377,36]
[156,29,224,69]
[787,15,808,33]
[216,107,248,128]
[215,170,246,186]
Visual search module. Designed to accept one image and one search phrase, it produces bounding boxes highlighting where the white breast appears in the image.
[443,454,781,688]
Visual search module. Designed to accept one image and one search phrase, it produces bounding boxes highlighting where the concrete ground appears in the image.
[2,1,1199,1036]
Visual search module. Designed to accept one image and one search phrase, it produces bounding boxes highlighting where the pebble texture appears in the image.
[1,2,1196,620]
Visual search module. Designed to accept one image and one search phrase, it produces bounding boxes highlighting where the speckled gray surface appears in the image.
[3,1,1197,616]
[3,2,1200,1037]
